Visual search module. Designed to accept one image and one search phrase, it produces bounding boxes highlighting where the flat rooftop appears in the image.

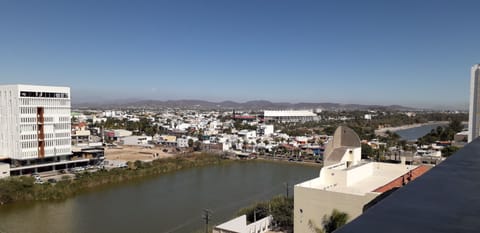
[296,162,417,195]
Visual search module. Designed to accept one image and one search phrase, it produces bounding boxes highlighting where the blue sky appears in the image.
[1,0,479,109]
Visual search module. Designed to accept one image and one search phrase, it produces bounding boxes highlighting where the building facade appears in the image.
[0,85,71,161]
[263,110,319,123]
[294,126,430,233]
[469,64,480,142]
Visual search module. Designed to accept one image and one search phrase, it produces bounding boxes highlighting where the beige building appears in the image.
[323,126,362,167]
[294,126,427,233]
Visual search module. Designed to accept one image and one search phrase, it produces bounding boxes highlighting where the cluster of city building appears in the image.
[1,66,479,233]
[0,83,464,179]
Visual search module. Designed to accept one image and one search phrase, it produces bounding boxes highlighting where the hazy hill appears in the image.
[73,99,417,111]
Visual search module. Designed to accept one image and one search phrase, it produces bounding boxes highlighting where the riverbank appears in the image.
[0,153,227,205]
[256,156,323,167]
[374,121,449,136]
[0,153,320,206]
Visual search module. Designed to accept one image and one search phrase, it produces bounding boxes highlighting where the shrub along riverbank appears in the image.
[0,153,227,205]
[236,195,294,231]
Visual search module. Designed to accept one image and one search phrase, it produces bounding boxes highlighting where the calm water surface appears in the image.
[395,123,447,141]
[0,161,318,233]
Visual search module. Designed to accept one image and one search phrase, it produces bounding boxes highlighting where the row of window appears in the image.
[20,117,38,123]
[21,147,71,158]
[20,132,71,140]
[19,98,70,107]
[21,139,71,149]
[20,125,37,132]
[20,91,69,99]
[19,107,37,114]
[20,134,37,140]
[21,141,37,149]
[20,117,70,124]
[20,107,70,115]
[56,132,71,138]
[54,123,71,130]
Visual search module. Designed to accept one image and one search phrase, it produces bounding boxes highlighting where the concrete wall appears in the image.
[319,162,347,184]
[294,185,378,233]
[121,136,152,145]
[345,162,374,186]
[213,215,272,233]
[245,215,272,233]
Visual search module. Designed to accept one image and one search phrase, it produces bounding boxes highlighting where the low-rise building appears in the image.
[238,130,256,140]
[160,135,177,146]
[121,136,152,146]
[294,126,430,232]
[263,110,319,123]
[104,129,133,141]
[176,138,189,148]
[213,215,273,233]
[257,124,274,136]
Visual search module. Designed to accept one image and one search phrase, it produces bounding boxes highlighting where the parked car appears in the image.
[34,180,45,184]
[31,172,40,179]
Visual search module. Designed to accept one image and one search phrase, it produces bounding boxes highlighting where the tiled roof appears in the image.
[373,165,431,193]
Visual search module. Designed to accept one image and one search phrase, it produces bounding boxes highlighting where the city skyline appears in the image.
[1,1,479,109]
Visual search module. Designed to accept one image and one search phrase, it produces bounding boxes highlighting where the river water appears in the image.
[395,123,448,141]
[0,161,318,233]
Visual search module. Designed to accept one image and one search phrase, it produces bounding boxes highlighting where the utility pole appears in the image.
[202,209,211,233]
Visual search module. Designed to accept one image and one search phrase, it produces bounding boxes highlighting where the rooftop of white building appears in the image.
[263,110,316,117]
[0,84,70,92]
[296,161,418,196]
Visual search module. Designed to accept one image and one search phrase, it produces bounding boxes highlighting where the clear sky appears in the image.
[1,0,479,109]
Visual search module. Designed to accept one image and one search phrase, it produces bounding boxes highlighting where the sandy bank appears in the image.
[105,145,175,162]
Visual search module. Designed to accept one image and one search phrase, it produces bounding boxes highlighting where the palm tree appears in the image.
[322,209,349,233]
[308,209,349,233]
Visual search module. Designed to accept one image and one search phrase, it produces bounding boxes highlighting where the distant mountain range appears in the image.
[73,99,417,111]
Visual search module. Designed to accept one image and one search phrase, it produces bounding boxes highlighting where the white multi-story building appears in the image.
[469,64,480,142]
[0,84,72,161]
[257,124,274,136]
[263,110,319,123]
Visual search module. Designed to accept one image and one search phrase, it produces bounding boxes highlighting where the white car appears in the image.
[34,180,45,184]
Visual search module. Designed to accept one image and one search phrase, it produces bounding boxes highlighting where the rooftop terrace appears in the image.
[296,162,418,196]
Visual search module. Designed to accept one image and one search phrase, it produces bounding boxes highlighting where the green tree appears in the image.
[236,196,293,228]
[194,141,202,151]
[442,146,460,157]
[448,119,463,133]
[322,209,349,233]
[361,143,374,159]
